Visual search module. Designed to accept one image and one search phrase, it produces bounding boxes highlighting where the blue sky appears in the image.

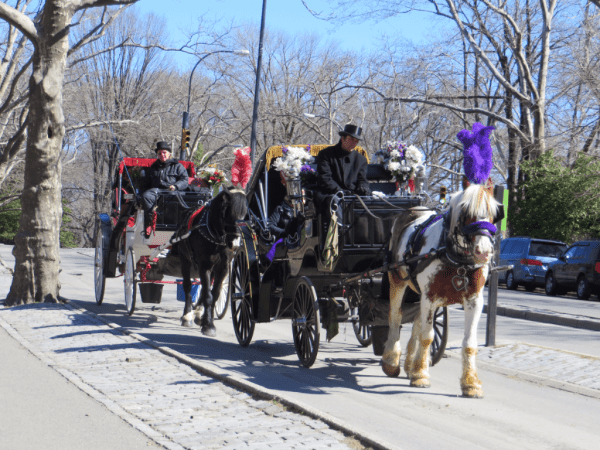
[136,0,433,68]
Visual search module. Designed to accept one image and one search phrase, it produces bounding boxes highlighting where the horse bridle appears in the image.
[445,206,497,266]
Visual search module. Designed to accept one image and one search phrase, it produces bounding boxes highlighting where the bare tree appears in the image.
[0,0,138,306]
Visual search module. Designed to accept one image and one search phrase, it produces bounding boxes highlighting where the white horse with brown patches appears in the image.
[382,183,500,398]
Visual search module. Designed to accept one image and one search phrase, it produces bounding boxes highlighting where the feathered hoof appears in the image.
[382,362,401,378]
[201,324,217,337]
[410,377,431,388]
[462,387,484,398]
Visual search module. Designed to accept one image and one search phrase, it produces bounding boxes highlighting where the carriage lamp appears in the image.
[285,178,304,217]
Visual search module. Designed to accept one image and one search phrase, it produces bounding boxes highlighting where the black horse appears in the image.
[176,188,248,336]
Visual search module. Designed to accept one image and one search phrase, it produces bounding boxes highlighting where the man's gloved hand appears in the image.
[356,186,371,196]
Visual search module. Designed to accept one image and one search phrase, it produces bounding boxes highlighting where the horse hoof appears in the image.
[410,378,431,388]
[201,325,217,337]
[462,387,484,398]
[382,362,401,378]
[181,319,195,328]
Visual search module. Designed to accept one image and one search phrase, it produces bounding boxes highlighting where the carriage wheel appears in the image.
[350,303,372,347]
[214,271,230,320]
[94,218,111,306]
[292,277,321,368]
[430,306,448,366]
[124,246,137,316]
[231,248,255,347]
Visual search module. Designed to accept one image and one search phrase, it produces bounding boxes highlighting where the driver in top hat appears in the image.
[315,124,371,202]
[140,141,189,235]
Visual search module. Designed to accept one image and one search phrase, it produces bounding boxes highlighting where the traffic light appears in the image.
[440,186,447,204]
[182,128,190,149]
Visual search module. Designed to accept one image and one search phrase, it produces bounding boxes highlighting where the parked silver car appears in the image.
[499,237,567,291]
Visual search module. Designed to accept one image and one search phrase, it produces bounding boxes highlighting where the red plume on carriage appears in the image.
[231,146,252,190]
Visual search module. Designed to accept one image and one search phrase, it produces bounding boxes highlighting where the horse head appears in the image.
[447,184,500,265]
[211,186,248,249]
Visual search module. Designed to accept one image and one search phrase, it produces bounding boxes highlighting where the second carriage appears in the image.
[94,157,230,318]
[229,144,448,367]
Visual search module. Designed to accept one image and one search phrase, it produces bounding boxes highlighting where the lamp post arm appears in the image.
[187,52,216,114]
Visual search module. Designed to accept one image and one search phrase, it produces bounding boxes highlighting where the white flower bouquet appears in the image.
[379,141,423,184]
[272,145,315,180]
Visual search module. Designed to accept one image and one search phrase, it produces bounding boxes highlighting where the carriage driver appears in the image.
[140,141,189,236]
[315,124,371,205]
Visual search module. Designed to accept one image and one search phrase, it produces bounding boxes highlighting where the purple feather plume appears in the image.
[457,122,495,184]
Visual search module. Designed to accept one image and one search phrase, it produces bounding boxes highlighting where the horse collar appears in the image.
[198,203,227,246]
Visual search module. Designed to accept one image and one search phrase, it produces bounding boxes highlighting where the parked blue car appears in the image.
[499,237,567,291]
[545,240,600,299]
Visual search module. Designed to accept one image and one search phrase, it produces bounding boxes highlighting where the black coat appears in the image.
[316,142,370,195]
[140,158,189,191]
[268,202,294,236]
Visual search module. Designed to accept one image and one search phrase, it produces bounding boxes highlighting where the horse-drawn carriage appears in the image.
[93,157,230,319]
[229,144,449,368]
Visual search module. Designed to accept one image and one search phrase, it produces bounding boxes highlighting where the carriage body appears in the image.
[94,157,214,313]
[231,144,446,366]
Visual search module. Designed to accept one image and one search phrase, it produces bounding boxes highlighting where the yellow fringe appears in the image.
[264,144,369,171]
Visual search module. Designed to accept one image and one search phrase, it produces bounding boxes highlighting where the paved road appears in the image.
[2,245,600,450]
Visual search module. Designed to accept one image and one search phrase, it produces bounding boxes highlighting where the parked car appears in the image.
[545,240,600,300]
[499,237,567,291]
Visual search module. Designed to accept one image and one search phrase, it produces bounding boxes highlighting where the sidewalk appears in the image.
[2,300,600,450]
[0,302,384,450]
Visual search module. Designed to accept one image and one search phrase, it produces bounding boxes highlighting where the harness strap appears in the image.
[174,190,191,210]
[187,206,205,230]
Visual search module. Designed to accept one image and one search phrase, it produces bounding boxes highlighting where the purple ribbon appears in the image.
[462,221,497,236]
[266,238,283,261]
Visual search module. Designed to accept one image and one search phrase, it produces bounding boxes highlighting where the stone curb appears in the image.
[484,304,600,332]
[60,301,401,450]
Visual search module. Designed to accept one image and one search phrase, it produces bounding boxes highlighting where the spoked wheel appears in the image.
[292,277,321,368]
[214,271,230,320]
[124,246,137,316]
[94,217,111,306]
[430,306,448,366]
[231,248,255,347]
[350,305,371,347]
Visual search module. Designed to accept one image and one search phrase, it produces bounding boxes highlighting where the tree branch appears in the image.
[0,2,37,43]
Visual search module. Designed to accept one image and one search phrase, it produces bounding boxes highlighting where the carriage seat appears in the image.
[367,164,396,196]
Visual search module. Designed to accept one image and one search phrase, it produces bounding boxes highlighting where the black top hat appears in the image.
[338,124,363,140]
[155,141,171,153]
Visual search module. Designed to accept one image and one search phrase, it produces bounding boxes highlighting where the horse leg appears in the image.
[461,293,484,398]
[209,253,229,317]
[381,272,407,377]
[404,311,421,378]
[409,302,435,388]
[198,268,216,337]
[180,257,195,327]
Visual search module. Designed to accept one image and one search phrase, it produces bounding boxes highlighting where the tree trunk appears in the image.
[5,3,73,305]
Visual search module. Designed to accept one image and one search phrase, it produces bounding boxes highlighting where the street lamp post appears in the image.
[180,49,250,160]
[249,0,267,165]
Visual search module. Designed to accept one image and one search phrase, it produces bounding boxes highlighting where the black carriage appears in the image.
[93,157,229,318]
[230,145,448,367]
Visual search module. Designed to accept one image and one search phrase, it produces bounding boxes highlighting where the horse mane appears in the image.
[449,184,499,231]
[210,187,248,223]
